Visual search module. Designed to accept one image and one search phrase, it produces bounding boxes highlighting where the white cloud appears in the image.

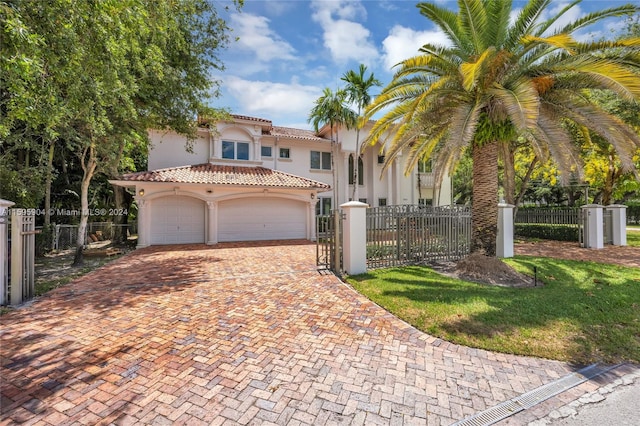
[310,0,379,65]
[224,76,322,119]
[540,1,583,36]
[230,13,297,63]
[382,25,450,70]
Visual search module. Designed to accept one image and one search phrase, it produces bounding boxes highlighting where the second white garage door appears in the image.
[218,197,307,242]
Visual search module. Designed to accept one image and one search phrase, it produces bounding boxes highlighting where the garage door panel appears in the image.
[218,198,306,242]
[151,196,205,245]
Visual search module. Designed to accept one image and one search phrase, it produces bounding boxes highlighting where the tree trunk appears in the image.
[352,128,361,200]
[44,141,55,227]
[500,141,515,205]
[471,140,498,256]
[73,145,97,267]
[602,154,619,206]
[513,156,538,216]
[111,184,131,244]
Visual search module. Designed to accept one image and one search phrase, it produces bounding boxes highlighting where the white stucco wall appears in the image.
[146,118,450,211]
[148,129,209,170]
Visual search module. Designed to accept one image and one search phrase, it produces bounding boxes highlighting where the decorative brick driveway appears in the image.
[0,241,625,425]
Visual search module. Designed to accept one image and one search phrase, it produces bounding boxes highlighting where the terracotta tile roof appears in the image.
[120,164,331,190]
[268,126,329,141]
[230,114,272,124]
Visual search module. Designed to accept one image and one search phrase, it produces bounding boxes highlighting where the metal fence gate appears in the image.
[316,210,343,273]
[2,213,37,305]
[366,205,471,269]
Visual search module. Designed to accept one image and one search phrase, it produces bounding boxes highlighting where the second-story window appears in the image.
[222,141,249,160]
[279,148,290,159]
[310,151,331,170]
[261,146,272,157]
[418,158,433,173]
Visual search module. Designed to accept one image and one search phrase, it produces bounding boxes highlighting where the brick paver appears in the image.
[1,241,636,425]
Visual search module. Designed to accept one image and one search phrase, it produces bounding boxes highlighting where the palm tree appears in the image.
[341,64,382,200]
[308,87,357,208]
[365,0,640,256]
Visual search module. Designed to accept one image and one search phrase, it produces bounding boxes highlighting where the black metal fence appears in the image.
[366,205,471,269]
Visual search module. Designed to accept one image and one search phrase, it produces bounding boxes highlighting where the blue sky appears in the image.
[211,0,632,129]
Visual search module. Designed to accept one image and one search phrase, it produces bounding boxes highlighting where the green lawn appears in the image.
[347,257,640,364]
[628,229,640,247]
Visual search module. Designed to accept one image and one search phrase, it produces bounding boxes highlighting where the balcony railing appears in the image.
[417,172,434,188]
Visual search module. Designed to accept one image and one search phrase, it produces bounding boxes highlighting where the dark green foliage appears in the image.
[515,224,580,241]
[626,201,640,224]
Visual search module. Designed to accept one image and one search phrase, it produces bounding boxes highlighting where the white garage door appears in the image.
[150,196,205,245]
[218,198,307,242]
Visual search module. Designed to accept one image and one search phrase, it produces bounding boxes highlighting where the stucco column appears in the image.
[253,136,260,162]
[0,199,15,305]
[606,204,627,246]
[206,201,218,245]
[386,165,393,205]
[582,204,604,249]
[341,201,368,275]
[308,198,318,241]
[135,197,149,248]
[497,203,515,258]
[210,134,220,161]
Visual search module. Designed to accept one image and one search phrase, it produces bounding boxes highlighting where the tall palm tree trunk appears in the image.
[471,140,498,256]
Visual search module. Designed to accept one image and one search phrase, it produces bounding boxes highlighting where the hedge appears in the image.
[627,202,640,225]
[515,224,579,241]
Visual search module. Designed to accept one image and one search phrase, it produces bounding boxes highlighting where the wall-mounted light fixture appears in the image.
[311,193,315,199]
[206,189,213,194]
[138,188,145,196]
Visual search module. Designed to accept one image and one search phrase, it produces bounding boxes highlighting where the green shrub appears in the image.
[627,201,640,225]
[515,224,579,241]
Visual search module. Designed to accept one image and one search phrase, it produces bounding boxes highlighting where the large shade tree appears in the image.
[2,0,241,265]
[365,0,640,256]
[308,88,357,208]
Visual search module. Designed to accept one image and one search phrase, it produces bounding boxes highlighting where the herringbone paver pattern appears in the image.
[0,241,602,425]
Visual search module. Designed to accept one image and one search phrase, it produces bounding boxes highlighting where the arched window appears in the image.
[348,154,364,185]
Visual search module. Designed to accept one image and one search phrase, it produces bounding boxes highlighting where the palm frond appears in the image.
[535,0,581,36]
[552,98,640,171]
[532,106,583,183]
[522,33,578,54]
[505,0,550,49]
[417,2,472,52]
[488,77,540,131]
[460,47,494,91]
[553,57,640,100]
[554,4,639,35]
[457,0,488,53]
[485,0,511,47]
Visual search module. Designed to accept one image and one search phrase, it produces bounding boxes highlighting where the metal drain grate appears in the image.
[452,363,623,426]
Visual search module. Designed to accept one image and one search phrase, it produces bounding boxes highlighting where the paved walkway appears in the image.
[1,241,637,425]
[515,240,640,268]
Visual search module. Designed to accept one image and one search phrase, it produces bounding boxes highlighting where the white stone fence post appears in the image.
[1,199,15,305]
[497,203,515,258]
[605,205,627,246]
[341,201,368,275]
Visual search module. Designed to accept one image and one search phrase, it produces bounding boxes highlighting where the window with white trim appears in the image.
[310,151,331,170]
[418,158,433,173]
[279,148,290,159]
[222,141,249,160]
[261,146,272,157]
[315,197,332,215]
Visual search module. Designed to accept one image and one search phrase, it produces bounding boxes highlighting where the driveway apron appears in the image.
[0,242,607,425]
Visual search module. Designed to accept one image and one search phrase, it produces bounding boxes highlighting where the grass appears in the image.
[627,229,640,247]
[347,257,640,364]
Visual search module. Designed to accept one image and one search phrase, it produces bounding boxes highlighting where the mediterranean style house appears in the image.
[110,114,451,247]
